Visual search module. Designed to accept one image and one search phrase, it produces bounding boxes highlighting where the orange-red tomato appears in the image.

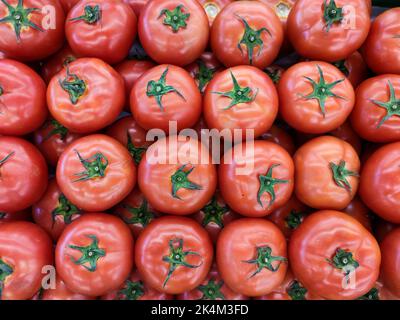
[41,277,95,300]
[332,51,368,88]
[197,0,233,26]
[260,124,296,156]
[380,228,400,298]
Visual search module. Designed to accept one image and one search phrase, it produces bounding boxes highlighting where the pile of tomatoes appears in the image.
[0,0,399,301]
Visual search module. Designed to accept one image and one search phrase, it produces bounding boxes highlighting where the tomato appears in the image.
[204,66,278,139]
[359,142,400,223]
[135,216,213,294]
[356,278,399,301]
[219,140,294,217]
[138,0,209,66]
[59,0,80,13]
[290,210,380,300]
[332,51,367,88]
[350,75,400,143]
[380,228,400,298]
[279,61,355,134]
[287,0,370,62]
[374,219,399,244]
[0,221,53,300]
[123,0,148,17]
[41,277,94,300]
[260,124,295,156]
[56,213,134,296]
[33,179,82,241]
[363,8,400,75]
[263,64,285,88]
[197,0,232,26]
[0,0,65,61]
[0,136,48,212]
[130,64,202,133]
[0,51,6,59]
[0,59,47,136]
[0,209,31,224]
[329,121,362,155]
[47,58,125,134]
[211,1,283,69]
[66,0,137,65]
[342,197,371,232]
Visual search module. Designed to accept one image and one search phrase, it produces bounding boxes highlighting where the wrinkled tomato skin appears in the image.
[0,209,31,224]
[135,216,213,294]
[123,0,148,17]
[381,228,400,298]
[359,142,400,223]
[211,1,283,69]
[374,219,399,244]
[0,221,53,300]
[139,0,209,66]
[41,277,94,300]
[335,51,368,89]
[260,124,296,156]
[56,134,136,212]
[289,210,381,300]
[0,59,47,136]
[342,197,371,232]
[197,0,233,26]
[0,137,48,212]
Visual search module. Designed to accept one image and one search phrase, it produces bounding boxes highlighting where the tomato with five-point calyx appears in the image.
[40,276,94,300]
[138,0,209,66]
[56,213,134,297]
[135,216,213,294]
[0,209,31,224]
[47,58,125,134]
[342,196,371,232]
[260,124,296,156]
[332,51,368,88]
[197,0,232,26]
[56,134,136,212]
[380,228,400,298]
[211,1,283,68]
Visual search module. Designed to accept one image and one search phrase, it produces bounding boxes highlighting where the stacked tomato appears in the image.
[0,0,399,301]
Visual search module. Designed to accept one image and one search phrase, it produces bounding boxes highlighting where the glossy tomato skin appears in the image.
[197,0,232,26]
[0,59,47,136]
[211,1,283,68]
[56,134,136,212]
[139,0,209,66]
[41,277,94,300]
[359,142,400,223]
[135,216,213,294]
[47,58,125,134]
[66,0,137,65]
[333,51,367,88]
[0,221,53,300]
[287,0,370,62]
[56,213,134,296]
[294,136,360,210]
[342,197,371,232]
[219,140,294,217]
[289,210,381,300]
[0,137,48,212]
[279,61,355,134]
[260,124,296,156]
[381,228,400,298]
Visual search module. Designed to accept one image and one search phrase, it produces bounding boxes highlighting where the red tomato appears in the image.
[135,216,213,294]
[0,209,31,224]
[59,0,80,12]
[342,197,371,232]
[332,51,367,88]
[0,59,47,136]
[260,124,296,156]
[329,121,362,155]
[123,0,148,17]
[381,228,400,298]
[357,278,399,301]
[0,221,53,300]
[197,0,233,26]
[0,51,6,59]
[41,277,94,300]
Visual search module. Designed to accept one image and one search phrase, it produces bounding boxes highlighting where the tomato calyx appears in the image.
[162,238,203,287]
[323,0,343,32]
[201,196,229,228]
[69,5,101,24]
[73,150,109,182]
[198,278,225,300]
[243,245,287,278]
[0,258,13,299]
[195,60,218,94]
[52,194,80,226]
[357,287,379,300]
[264,67,281,84]
[326,248,359,282]
[121,199,154,227]
[126,132,147,165]
[285,209,306,230]
[68,235,106,272]
[370,80,400,128]
[44,119,69,141]
[257,164,289,208]
[171,164,202,200]
[59,66,87,105]
[158,5,190,33]
[332,60,349,77]
[0,151,14,170]
[329,160,359,191]
[286,280,307,300]
[117,280,145,300]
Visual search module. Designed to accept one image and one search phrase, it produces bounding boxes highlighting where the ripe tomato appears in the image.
[279,61,355,134]
[0,59,47,136]
[204,66,278,139]
[380,228,400,298]
[59,0,80,13]
[219,140,294,217]
[56,213,134,296]
[0,136,48,212]
[287,0,370,62]
[41,277,94,300]
[332,51,367,88]
[197,0,232,26]
[329,121,362,155]
[0,51,6,59]
[135,216,213,294]
[0,0,65,61]
[123,0,148,17]
[138,0,209,66]
[350,75,400,143]
[357,278,399,301]
[363,8,400,75]
[0,221,53,300]
[131,64,202,133]
[0,209,31,224]
[211,1,283,68]
[359,142,400,223]
[66,0,137,65]
[342,197,371,232]
[290,210,381,300]
[47,58,125,134]
[260,124,296,156]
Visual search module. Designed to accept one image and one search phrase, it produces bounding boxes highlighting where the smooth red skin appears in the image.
[290,210,381,300]
[360,142,400,223]
[59,0,80,12]
[0,59,47,136]
[197,0,233,26]
[47,58,125,134]
[342,197,371,232]
[211,1,283,69]
[279,61,355,134]
[56,213,134,297]
[66,0,137,65]
[135,216,213,294]
[32,179,82,241]
[329,121,362,155]
[0,209,31,224]
[217,218,287,297]
[350,75,400,143]
[131,64,202,132]
[0,221,53,300]
[219,140,294,217]
[0,137,48,212]
[123,0,148,17]
[363,8,400,75]
[0,0,65,61]
[138,136,217,215]
[204,66,278,139]
[380,228,400,298]
[260,125,296,156]
[374,219,399,244]
[340,51,368,89]
[42,277,94,300]
[139,0,209,66]
[56,134,136,212]
[287,0,370,62]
